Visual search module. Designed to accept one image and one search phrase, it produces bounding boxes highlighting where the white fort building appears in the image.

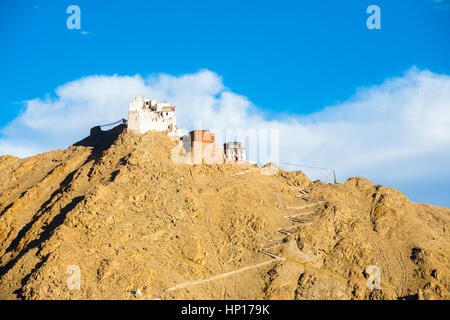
[127,96,183,136]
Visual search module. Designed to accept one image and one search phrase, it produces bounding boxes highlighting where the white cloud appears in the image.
[1,68,449,205]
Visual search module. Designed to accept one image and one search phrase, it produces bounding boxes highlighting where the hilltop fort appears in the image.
[91,96,249,165]
[127,96,183,137]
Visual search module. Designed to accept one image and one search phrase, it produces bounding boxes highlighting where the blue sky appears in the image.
[1,0,449,206]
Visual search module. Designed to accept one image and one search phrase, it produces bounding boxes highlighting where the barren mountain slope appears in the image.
[0,127,448,300]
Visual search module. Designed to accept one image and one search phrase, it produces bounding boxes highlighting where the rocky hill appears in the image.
[0,126,448,300]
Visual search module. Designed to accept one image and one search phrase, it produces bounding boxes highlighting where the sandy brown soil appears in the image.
[0,126,448,300]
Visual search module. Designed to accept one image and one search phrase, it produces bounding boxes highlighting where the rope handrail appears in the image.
[279,162,332,171]
[98,118,127,128]
[279,162,337,184]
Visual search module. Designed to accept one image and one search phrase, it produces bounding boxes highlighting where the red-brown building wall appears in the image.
[189,130,215,144]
